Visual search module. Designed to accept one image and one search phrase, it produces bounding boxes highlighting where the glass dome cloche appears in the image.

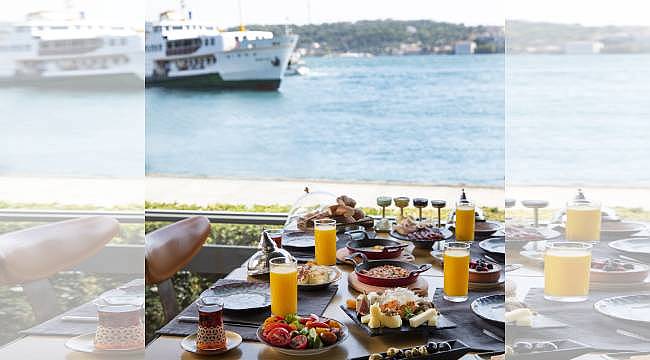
[283,188,371,232]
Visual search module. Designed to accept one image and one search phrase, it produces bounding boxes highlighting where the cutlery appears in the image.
[61,316,98,323]
[482,329,504,343]
[616,329,650,342]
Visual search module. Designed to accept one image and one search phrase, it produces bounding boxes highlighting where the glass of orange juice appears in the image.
[314,219,337,265]
[544,242,592,302]
[566,200,601,242]
[269,257,297,315]
[443,242,471,302]
[455,201,475,241]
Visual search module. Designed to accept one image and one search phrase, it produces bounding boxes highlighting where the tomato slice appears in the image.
[289,334,308,349]
[263,322,293,338]
[265,327,291,347]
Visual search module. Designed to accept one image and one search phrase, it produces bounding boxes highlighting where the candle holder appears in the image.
[393,197,410,221]
[430,200,446,227]
[375,196,392,232]
[413,198,428,222]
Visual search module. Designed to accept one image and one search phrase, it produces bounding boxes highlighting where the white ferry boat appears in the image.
[0,10,143,87]
[145,11,298,90]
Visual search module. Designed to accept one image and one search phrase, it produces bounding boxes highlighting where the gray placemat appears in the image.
[432,288,505,352]
[20,301,97,336]
[520,288,650,352]
[156,278,339,342]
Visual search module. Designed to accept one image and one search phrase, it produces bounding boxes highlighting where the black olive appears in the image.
[426,341,438,353]
[437,341,452,351]
[513,341,533,353]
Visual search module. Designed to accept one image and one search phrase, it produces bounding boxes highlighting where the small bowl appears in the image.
[469,263,502,283]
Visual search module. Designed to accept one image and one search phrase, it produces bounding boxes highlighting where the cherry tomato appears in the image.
[300,314,320,324]
[306,321,330,329]
[265,327,291,347]
[263,322,293,337]
[289,334,308,349]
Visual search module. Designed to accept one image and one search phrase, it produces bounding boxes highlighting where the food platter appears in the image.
[257,315,349,356]
[180,331,242,355]
[471,294,505,324]
[389,226,453,249]
[297,264,342,290]
[345,252,431,287]
[479,237,505,255]
[346,231,408,259]
[594,294,650,324]
[609,237,650,256]
[200,282,271,311]
[349,339,471,360]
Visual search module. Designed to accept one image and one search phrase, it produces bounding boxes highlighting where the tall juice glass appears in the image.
[544,242,592,302]
[314,219,337,265]
[443,242,470,302]
[566,200,601,242]
[269,257,297,315]
[455,201,475,241]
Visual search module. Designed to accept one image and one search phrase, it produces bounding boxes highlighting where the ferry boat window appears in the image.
[75,25,81,30]
[210,38,215,45]
[173,26,182,30]
[15,26,30,32]
[243,36,247,40]
[165,26,170,30]
[121,38,127,45]
[186,25,190,29]
[153,26,161,32]
[37,26,44,30]
[206,26,213,30]
[51,26,67,30]
[109,39,115,46]
[204,39,208,46]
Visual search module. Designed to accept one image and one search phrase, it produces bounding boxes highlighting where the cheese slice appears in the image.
[505,308,532,323]
[409,308,436,328]
[380,313,402,328]
[360,314,371,324]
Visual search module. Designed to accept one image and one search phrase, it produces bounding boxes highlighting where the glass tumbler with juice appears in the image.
[443,242,471,302]
[566,200,601,242]
[314,219,337,265]
[544,242,592,302]
[269,257,298,315]
[455,201,475,241]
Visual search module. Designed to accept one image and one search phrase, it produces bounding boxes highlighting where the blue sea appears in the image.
[146,55,505,185]
[2,54,648,187]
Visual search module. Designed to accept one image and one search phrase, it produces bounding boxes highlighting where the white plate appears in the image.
[594,294,650,324]
[609,238,650,255]
[65,333,144,355]
[180,331,242,355]
[297,266,342,290]
[256,319,349,356]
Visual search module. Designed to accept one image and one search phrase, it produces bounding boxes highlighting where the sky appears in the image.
[1,0,647,28]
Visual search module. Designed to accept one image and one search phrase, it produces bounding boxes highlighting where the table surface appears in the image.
[10,229,634,360]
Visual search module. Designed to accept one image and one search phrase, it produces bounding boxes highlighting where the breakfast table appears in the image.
[145,231,507,360]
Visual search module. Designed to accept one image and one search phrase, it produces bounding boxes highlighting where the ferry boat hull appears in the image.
[146,73,280,90]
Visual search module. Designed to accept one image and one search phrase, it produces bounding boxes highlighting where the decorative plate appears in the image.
[594,294,650,324]
[180,331,242,355]
[256,317,349,356]
[65,333,144,355]
[471,294,505,324]
[201,282,271,311]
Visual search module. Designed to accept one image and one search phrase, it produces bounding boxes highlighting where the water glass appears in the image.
[544,242,593,302]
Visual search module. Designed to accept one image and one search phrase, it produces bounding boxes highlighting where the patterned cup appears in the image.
[196,297,227,351]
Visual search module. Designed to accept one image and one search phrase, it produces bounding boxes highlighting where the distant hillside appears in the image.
[230,19,504,55]
[507,20,650,53]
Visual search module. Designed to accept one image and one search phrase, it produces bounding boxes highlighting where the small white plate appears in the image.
[180,331,242,355]
[65,333,144,355]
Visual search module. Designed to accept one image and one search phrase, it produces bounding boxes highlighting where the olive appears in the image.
[437,341,452,351]
[386,348,399,357]
[411,347,421,357]
[394,349,405,359]
[418,346,429,355]
[513,341,533,353]
[404,349,413,358]
[369,354,384,360]
[533,342,558,352]
[426,341,438,353]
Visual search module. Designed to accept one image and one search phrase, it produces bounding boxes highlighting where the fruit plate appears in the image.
[594,294,650,324]
[349,339,470,360]
[507,339,592,360]
[471,294,505,324]
[65,333,144,355]
[256,317,349,356]
[180,331,242,355]
[339,306,457,337]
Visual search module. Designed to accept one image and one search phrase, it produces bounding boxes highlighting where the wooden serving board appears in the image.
[347,272,428,296]
[336,247,415,264]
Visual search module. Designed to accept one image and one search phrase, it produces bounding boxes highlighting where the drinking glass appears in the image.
[269,257,298,315]
[264,229,283,248]
[455,201,475,241]
[443,242,470,302]
[93,297,144,350]
[566,200,601,242]
[196,297,227,350]
[544,242,592,302]
[314,219,337,265]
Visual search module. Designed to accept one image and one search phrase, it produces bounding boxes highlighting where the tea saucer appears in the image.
[65,333,144,355]
[181,331,242,355]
